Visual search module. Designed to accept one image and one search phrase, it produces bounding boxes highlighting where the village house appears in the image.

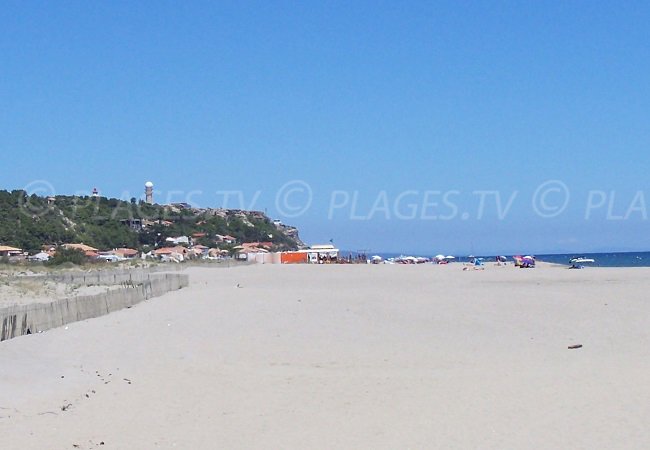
[152,246,190,262]
[119,218,143,231]
[234,242,271,261]
[207,248,229,259]
[0,245,22,257]
[27,252,50,262]
[191,245,209,258]
[165,236,190,246]
[112,248,139,259]
[62,243,100,258]
[215,234,237,244]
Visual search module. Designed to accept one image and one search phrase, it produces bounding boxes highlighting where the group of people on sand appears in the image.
[317,254,338,264]
[463,257,486,271]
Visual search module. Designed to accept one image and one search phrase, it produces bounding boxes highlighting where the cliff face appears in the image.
[0,190,303,252]
[275,224,305,249]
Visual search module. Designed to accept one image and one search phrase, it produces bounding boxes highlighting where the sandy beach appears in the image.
[1,263,650,449]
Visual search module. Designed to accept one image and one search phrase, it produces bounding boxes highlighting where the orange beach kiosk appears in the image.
[280,245,339,264]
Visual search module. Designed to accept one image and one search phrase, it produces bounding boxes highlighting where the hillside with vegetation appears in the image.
[0,190,303,253]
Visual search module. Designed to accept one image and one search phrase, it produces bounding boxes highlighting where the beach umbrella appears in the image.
[444,255,455,260]
[522,255,535,265]
[434,254,445,261]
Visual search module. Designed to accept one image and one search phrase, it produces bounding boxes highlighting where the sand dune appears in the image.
[1,263,650,449]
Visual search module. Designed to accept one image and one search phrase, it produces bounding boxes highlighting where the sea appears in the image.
[533,252,650,268]
[345,251,650,268]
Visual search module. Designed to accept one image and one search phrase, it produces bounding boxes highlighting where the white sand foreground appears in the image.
[1,263,650,449]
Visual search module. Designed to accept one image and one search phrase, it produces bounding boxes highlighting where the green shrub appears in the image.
[46,248,87,266]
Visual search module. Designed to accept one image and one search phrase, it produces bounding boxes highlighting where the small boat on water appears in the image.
[569,257,595,269]
[569,257,595,264]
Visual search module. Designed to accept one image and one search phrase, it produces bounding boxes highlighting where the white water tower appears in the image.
[145,181,154,204]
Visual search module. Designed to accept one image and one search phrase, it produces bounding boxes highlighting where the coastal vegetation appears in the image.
[45,247,87,266]
[0,190,301,253]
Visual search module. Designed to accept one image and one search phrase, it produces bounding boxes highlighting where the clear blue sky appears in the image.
[2,1,649,254]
